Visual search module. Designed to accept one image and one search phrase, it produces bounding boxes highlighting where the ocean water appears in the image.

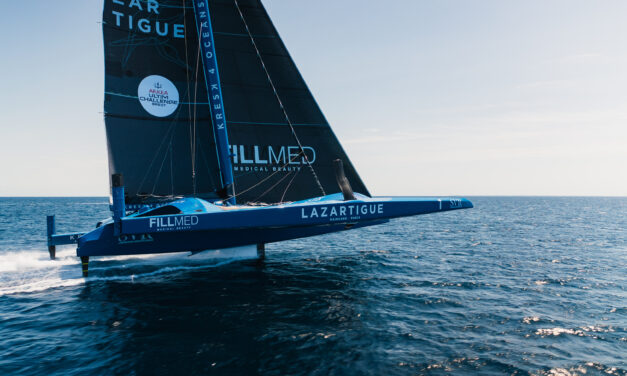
[0,197,624,376]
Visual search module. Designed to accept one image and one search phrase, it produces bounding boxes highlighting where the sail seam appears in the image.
[105,91,209,105]
[214,31,276,39]
[228,121,326,127]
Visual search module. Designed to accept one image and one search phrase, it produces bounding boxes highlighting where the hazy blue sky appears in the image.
[0,1,625,196]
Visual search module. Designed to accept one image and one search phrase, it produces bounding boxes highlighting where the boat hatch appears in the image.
[137,205,183,217]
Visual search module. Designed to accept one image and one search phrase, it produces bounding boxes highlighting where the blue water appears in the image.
[0,197,625,375]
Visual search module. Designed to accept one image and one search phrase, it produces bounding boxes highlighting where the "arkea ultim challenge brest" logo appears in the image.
[138,75,180,117]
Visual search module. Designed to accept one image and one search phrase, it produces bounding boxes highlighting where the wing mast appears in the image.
[193,0,236,204]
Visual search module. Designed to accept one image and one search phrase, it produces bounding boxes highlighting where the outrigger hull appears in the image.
[75,193,472,258]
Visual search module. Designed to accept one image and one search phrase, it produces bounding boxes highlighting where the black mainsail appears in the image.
[103,0,369,205]
[209,0,369,203]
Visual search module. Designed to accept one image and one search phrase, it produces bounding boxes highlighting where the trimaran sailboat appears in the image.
[46,0,473,276]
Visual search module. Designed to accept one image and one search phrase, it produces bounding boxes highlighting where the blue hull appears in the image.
[75,193,472,257]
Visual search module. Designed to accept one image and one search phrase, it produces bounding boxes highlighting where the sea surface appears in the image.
[0,197,624,375]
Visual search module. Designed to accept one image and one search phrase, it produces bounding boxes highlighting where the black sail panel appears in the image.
[209,0,370,203]
[103,0,223,205]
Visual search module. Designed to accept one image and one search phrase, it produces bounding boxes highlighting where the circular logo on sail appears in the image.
[138,75,180,117]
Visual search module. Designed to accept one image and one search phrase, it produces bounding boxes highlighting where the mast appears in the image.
[193,0,236,205]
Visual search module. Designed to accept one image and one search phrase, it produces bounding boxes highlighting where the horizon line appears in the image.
[1,195,626,199]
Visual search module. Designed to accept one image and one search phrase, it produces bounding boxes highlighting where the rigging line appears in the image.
[251,170,296,203]
[280,166,302,203]
[232,0,326,197]
[192,22,204,196]
[135,98,189,198]
[228,150,304,200]
[198,141,219,189]
[135,122,178,197]
[133,68,192,198]
[170,141,174,197]
[183,0,195,194]
[151,132,177,196]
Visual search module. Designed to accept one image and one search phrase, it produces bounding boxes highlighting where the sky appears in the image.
[0,0,625,197]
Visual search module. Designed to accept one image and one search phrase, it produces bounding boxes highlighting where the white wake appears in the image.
[0,246,258,297]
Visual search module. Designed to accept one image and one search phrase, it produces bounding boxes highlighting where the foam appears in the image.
[535,325,614,338]
[0,248,77,273]
[0,246,259,297]
[523,316,540,324]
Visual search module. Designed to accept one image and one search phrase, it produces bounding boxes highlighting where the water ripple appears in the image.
[0,197,625,375]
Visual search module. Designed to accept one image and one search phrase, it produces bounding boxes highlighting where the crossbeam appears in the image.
[46,215,84,259]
